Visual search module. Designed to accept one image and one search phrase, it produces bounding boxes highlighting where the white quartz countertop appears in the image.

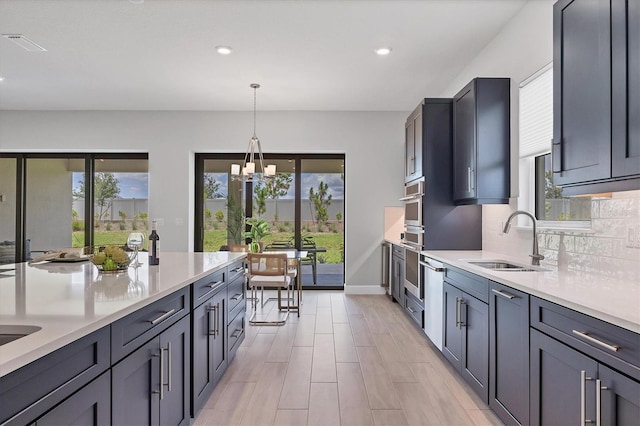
[422,250,640,334]
[0,251,246,377]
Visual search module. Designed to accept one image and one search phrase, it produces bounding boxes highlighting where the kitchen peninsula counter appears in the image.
[423,250,640,334]
[0,251,245,377]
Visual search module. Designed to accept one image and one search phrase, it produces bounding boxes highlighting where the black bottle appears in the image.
[149,220,159,265]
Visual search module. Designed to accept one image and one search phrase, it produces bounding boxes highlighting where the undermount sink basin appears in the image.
[0,325,42,346]
[467,260,547,272]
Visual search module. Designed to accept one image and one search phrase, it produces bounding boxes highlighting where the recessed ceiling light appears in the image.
[216,46,232,55]
[0,76,4,82]
[375,47,392,56]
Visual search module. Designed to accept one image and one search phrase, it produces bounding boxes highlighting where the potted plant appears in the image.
[245,217,271,252]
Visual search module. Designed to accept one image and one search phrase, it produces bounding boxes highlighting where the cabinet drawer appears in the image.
[227,274,245,316]
[0,326,110,425]
[111,286,190,362]
[228,259,246,283]
[192,269,225,307]
[404,291,424,328]
[228,309,245,361]
[444,265,489,303]
[531,296,640,381]
[392,245,405,259]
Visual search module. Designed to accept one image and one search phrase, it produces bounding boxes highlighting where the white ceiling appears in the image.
[0,0,529,111]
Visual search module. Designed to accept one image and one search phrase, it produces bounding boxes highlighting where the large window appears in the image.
[195,153,345,289]
[0,153,148,263]
[518,65,593,225]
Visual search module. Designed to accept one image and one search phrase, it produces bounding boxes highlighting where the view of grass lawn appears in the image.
[73,230,344,264]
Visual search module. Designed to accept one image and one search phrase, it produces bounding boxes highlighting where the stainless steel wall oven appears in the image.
[402,177,425,300]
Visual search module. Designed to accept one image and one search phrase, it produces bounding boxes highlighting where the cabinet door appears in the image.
[413,112,422,179]
[211,289,228,387]
[112,338,161,426]
[489,284,529,426]
[598,364,640,426]
[552,0,612,185]
[192,299,215,416]
[35,371,110,426]
[461,293,489,403]
[391,253,404,305]
[530,329,598,426]
[612,0,640,177]
[159,315,190,426]
[442,282,463,370]
[453,82,476,201]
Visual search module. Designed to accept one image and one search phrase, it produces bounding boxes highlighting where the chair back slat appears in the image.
[247,252,288,276]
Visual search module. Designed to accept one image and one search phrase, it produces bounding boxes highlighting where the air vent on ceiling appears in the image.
[2,34,47,52]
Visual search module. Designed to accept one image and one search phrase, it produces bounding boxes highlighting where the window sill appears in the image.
[513,223,595,234]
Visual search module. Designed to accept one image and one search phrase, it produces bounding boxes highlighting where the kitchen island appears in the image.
[0,251,246,425]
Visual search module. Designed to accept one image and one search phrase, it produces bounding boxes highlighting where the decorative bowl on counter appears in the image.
[90,245,132,273]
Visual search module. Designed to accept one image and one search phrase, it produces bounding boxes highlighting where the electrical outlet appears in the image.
[154,218,165,227]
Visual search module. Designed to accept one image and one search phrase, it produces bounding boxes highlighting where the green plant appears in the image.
[309,181,332,224]
[72,220,84,231]
[205,208,212,220]
[244,217,271,243]
[138,212,149,229]
[329,223,338,233]
[317,254,327,264]
[215,210,224,222]
[253,184,268,217]
[226,195,245,245]
[119,222,126,231]
[132,219,138,230]
[106,222,113,231]
[335,212,342,221]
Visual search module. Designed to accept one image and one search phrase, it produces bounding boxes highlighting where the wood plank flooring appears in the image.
[195,291,502,426]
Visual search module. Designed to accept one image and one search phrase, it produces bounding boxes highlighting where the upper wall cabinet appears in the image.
[452,78,511,205]
[553,0,640,194]
[405,105,423,182]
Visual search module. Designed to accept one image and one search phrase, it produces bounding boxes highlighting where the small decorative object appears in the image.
[126,232,145,267]
[149,220,160,265]
[245,217,271,253]
[90,245,131,273]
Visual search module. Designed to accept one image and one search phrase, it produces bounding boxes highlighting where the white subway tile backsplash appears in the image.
[484,190,640,283]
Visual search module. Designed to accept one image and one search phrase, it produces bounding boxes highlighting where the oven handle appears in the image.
[399,195,420,201]
[401,243,422,252]
[419,260,444,272]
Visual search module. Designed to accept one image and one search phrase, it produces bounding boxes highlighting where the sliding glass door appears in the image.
[0,153,148,262]
[195,153,345,289]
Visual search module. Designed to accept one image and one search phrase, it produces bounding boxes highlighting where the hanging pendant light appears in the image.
[231,83,276,182]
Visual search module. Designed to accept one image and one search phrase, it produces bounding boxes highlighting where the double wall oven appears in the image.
[401,178,424,300]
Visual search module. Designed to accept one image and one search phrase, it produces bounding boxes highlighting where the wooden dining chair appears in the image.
[246,252,292,325]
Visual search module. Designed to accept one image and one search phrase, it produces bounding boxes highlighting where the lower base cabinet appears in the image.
[442,281,489,402]
[531,329,640,425]
[191,288,227,416]
[112,315,191,426]
[34,371,111,426]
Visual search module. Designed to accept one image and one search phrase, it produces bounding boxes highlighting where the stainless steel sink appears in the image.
[467,260,546,272]
[0,325,42,346]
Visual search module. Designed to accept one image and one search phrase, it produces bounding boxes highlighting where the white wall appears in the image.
[439,0,556,256]
[0,110,406,290]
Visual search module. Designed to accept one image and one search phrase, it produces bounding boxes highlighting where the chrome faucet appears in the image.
[503,210,545,266]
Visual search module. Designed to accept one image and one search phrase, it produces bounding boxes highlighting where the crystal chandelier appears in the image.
[231,83,276,182]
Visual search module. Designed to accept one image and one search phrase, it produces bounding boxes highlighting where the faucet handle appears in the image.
[529,254,545,266]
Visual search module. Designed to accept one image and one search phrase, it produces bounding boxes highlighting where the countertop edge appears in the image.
[0,252,246,378]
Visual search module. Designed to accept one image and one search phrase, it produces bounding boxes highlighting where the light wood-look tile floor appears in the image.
[194,291,503,426]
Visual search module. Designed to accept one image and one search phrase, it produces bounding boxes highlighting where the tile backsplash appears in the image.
[484,190,640,282]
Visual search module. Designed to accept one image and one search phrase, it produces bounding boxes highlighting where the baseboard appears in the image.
[344,285,387,295]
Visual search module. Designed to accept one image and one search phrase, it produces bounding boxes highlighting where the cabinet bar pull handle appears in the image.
[407,306,416,313]
[572,330,620,352]
[232,266,244,272]
[208,280,224,289]
[149,309,176,325]
[231,293,243,301]
[159,348,165,400]
[459,299,466,327]
[581,370,594,425]
[216,302,221,336]
[455,297,460,328]
[467,167,472,192]
[208,305,216,336]
[231,329,242,339]
[491,289,516,300]
[596,379,608,426]
[165,342,172,392]
[419,260,444,272]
